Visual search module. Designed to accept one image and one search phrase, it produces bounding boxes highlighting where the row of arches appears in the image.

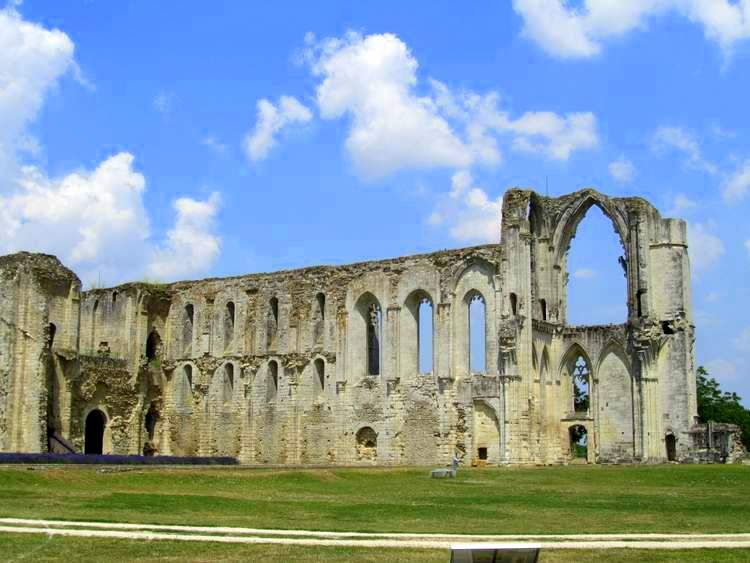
[354,289,490,378]
[179,293,328,358]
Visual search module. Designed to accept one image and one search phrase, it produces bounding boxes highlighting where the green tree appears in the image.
[696,366,750,449]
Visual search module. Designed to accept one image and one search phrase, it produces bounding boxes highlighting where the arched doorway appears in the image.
[666,433,677,462]
[85,409,106,455]
[569,424,588,462]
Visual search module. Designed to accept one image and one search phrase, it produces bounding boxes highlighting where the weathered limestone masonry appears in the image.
[0,188,703,465]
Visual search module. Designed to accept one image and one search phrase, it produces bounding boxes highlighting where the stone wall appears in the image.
[0,187,703,465]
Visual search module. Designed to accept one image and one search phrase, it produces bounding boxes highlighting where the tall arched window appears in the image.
[367,303,382,376]
[183,304,194,356]
[91,299,99,353]
[540,299,547,321]
[418,298,433,374]
[48,323,57,349]
[267,297,279,349]
[313,293,325,345]
[565,204,627,325]
[509,293,518,317]
[572,355,590,413]
[314,358,325,395]
[468,293,486,374]
[224,301,235,349]
[222,363,234,406]
[267,360,279,401]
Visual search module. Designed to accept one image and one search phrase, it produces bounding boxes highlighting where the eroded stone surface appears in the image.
[0,188,714,464]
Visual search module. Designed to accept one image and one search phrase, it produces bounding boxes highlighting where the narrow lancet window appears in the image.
[418,298,433,374]
[469,293,486,374]
[367,303,382,376]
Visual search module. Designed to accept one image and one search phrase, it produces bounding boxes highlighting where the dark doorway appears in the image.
[84,409,106,455]
[666,433,677,461]
[478,447,488,461]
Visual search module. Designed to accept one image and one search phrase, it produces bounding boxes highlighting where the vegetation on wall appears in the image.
[697,366,750,449]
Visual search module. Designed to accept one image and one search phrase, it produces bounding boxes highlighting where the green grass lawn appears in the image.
[0,464,749,561]
[0,464,748,534]
[1,534,750,563]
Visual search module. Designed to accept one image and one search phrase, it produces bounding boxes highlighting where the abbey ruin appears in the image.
[0,188,704,465]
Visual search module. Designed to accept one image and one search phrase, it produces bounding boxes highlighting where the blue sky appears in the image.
[1,1,750,402]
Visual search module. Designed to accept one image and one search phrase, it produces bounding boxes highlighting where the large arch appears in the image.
[351,292,383,379]
[551,192,632,325]
[551,192,629,265]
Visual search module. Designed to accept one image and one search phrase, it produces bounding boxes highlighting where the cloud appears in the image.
[652,126,717,174]
[735,327,750,353]
[609,156,635,184]
[429,171,503,243]
[153,90,174,115]
[668,193,697,216]
[147,192,222,281]
[705,358,738,382]
[688,223,724,272]
[303,32,599,178]
[0,5,75,183]
[0,8,222,285]
[202,136,228,155]
[722,159,750,202]
[243,95,313,162]
[512,0,750,59]
[573,267,596,279]
[506,111,599,160]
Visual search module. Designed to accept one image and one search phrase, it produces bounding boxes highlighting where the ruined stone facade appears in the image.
[0,188,701,465]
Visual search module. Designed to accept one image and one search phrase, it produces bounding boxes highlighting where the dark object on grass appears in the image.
[0,452,238,465]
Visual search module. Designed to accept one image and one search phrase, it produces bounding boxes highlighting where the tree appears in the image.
[696,366,750,449]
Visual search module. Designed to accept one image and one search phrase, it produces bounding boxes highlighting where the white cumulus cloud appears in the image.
[668,193,697,216]
[688,222,724,273]
[302,32,599,178]
[147,192,222,281]
[609,156,635,183]
[0,7,223,285]
[512,0,750,59]
[243,95,313,162]
[429,171,503,243]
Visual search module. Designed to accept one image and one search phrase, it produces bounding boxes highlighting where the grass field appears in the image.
[0,464,748,561]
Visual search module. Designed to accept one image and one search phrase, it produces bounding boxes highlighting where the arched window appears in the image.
[173,365,193,413]
[418,298,433,374]
[468,293,486,374]
[540,299,547,321]
[266,360,279,401]
[572,355,591,413]
[222,363,234,405]
[183,304,194,355]
[565,204,627,325]
[84,409,106,455]
[314,358,325,395]
[509,293,518,316]
[313,293,325,345]
[224,301,235,349]
[367,303,382,376]
[91,299,99,353]
[267,297,279,348]
[48,323,57,349]
[112,291,118,306]
[145,403,158,441]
